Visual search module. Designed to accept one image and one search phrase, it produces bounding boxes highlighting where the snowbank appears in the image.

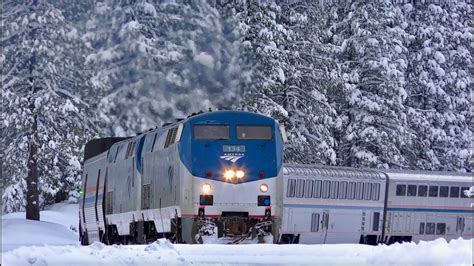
[2,201,79,232]
[1,219,78,252]
[2,202,79,252]
[2,238,472,265]
[1,202,473,265]
[3,239,185,266]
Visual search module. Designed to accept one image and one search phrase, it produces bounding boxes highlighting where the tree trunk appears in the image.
[26,113,40,221]
[26,0,40,220]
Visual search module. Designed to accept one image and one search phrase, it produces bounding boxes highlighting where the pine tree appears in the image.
[404,2,471,171]
[87,0,246,136]
[281,1,340,164]
[238,1,338,164]
[334,1,411,169]
[2,0,98,214]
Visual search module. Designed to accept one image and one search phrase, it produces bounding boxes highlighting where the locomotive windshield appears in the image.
[237,125,272,140]
[194,125,229,140]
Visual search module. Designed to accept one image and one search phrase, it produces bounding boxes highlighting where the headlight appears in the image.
[260,184,268,193]
[202,183,211,194]
[224,170,235,180]
[236,170,245,179]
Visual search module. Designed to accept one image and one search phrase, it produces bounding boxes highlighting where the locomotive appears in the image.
[79,111,287,244]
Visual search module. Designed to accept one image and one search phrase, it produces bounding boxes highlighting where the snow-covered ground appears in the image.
[2,202,473,265]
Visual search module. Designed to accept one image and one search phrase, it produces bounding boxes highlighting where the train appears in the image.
[79,110,473,245]
[79,111,286,244]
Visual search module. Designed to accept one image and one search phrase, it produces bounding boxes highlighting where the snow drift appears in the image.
[1,202,472,265]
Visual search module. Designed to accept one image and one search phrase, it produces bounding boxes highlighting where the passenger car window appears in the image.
[396,184,406,196]
[311,213,320,232]
[304,180,313,198]
[407,185,417,196]
[439,186,449,197]
[436,223,446,235]
[347,182,356,199]
[372,183,380,201]
[419,223,425,234]
[356,182,364,200]
[363,183,372,200]
[426,222,435,234]
[372,212,380,231]
[429,186,438,197]
[287,179,296,198]
[296,179,304,198]
[450,186,460,198]
[339,181,347,199]
[322,181,331,199]
[330,181,338,199]
[418,185,427,197]
[194,125,229,140]
[236,125,272,140]
[313,180,322,198]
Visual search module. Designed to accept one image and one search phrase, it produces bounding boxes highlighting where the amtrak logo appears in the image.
[220,155,244,163]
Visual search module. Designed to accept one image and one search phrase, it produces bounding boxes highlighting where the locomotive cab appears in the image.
[178,111,285,243]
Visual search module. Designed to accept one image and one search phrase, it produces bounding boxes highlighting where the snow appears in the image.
[62,99,79,113]
[119,21,140,37]
[66,28,79,39]
[435,66,446,77]
[434,51,446,63]
[2,202,473,265]
[140,2,157,17]
[2,237,473,265]
[193,52,215,69]
[277,67,285,83]
[68,156,82,170]
[2,201,79,239]
[394,45,402,53]
[463,186,474,198]
[1,219,78,253]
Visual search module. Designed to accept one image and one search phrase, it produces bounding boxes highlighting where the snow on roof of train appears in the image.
[283,164,385,180]
[381,169,472,182]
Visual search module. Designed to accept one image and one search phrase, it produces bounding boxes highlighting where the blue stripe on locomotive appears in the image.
[178,111,284,183]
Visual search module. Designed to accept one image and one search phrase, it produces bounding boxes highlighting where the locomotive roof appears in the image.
[283,164,385,180]
[185,110,276,124]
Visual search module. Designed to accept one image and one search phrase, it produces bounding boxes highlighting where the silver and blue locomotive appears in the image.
[79,111,287,244]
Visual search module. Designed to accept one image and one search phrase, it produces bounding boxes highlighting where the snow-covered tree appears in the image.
[238,1,339,164]
[333,1,411,169]
[86,0,247,136]
[403,2,471,171]
[2,0,98,213]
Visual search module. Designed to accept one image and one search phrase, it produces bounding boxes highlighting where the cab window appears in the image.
[194,125,229,140]
[237,125,272,140]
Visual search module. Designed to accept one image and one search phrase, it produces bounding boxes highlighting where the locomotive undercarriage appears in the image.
[192,217,274,244]
[85,216,275,245]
